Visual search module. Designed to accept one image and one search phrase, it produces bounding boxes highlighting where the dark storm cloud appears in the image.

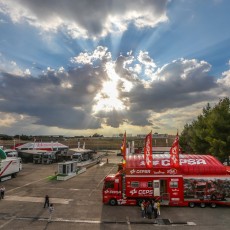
[120,59,219,113]
[96,109,126,128]
[0,65,106,129]
[126,110,152,126]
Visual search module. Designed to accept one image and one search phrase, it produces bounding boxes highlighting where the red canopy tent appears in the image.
[125,154,229,175]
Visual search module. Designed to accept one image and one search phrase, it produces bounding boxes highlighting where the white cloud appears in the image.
[137,51,157,68]
[24,69,31,76]
[0,58,30,77]
[0,112,17,127]
[217,69,230,87]
[0,0,168,39]
[71,46,111,65]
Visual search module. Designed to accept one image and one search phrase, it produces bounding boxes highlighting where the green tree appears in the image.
[180,98,230,165]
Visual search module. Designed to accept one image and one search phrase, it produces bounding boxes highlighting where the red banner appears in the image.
[170,132,180,168]
[121,131,127,168]
[144,131,152,168]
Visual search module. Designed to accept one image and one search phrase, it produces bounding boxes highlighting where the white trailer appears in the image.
[0,157,22,182]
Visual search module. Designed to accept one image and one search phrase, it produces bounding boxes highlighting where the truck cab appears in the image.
[42,152,56,164]
[33,153,43,164]
[103,173,123,205]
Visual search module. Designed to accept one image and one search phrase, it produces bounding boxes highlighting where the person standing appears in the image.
[44,195,50,208]
[157,200,161,216]
[146,202,153,219]
[140,200,145,218]
[153,200,158,218]
[48,204,54,222]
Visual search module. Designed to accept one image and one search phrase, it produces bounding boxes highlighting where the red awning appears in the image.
[125,154,228,175]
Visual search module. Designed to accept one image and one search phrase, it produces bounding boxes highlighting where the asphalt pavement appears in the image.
[0,151,229,230]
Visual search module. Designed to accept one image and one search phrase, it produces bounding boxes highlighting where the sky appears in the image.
[0,0,230,137]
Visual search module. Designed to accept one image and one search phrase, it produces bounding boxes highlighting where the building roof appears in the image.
[125,154,229,175]
[16,142,68,150]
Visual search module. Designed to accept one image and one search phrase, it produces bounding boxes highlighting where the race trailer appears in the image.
[0,157,22,181]
[33,151,56,164]
[102,154,230,208]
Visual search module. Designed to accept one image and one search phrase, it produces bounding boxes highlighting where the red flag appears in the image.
[121,131,126,168]
[170,132,180,168]
[144,131,152,168]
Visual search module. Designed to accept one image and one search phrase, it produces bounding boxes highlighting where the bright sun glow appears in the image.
[93,62,131,113]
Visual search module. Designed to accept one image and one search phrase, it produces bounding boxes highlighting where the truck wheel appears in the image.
[189,202,195,208]
[109,199,117,206]
[12,173,17,178]
[210,203,217,208]
[200,203,206,208]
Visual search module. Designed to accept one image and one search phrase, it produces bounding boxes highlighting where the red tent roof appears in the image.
[125,154,228,175]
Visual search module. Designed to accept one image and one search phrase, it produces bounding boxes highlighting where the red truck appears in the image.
[102,154,230,208]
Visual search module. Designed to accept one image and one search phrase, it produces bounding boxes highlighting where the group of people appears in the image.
[44,195,54,222]
[0,186,5,199]
[141,199,160,219]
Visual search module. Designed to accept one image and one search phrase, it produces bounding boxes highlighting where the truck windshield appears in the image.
[104,181,114,189]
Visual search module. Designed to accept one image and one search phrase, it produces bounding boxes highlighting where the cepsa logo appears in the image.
[104,190,121,194]
[130,189,153,196]
[130,169,151,174]
[153,159,207,166]
[167,169,177,174]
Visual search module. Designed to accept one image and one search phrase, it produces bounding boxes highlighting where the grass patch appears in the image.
[47,175,57,180]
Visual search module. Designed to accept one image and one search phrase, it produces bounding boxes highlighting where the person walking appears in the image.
[48,203,54,222]
[1,186,5,199]
[44,195,50,208]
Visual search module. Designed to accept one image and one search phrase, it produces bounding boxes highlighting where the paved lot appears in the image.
[0,151,229,230]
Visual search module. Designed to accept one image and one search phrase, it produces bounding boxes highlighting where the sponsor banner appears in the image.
[170,132,179,168]
[121,131,127,168]
[126,168,178,175]
[125,158,208,175]
[144,132,152,168]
